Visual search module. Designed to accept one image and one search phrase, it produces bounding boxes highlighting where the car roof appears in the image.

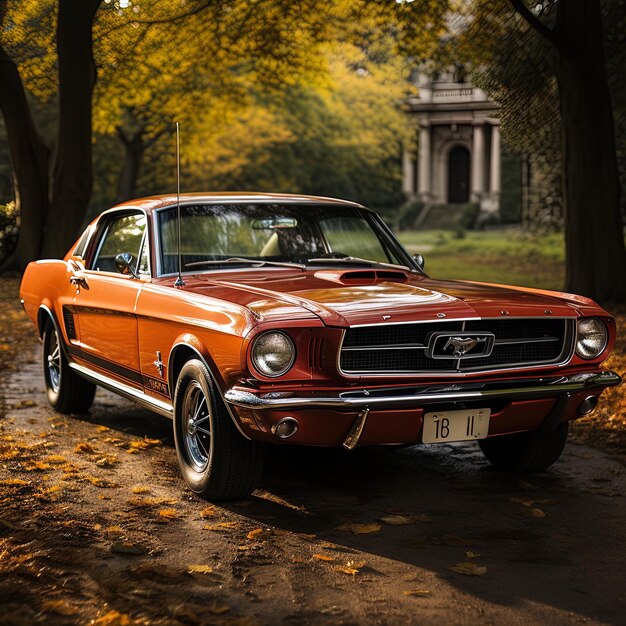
[111,192,367,214]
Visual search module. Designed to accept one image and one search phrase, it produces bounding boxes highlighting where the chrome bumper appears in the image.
[224,371,621,411]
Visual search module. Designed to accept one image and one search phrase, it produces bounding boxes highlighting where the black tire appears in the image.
[478,422,569,473]
[43,319,96,414]
[173,359,265,500]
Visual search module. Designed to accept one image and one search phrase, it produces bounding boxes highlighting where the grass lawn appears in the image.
[397,227,566,291]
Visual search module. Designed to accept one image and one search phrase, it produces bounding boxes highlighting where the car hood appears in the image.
[176,269,588,326]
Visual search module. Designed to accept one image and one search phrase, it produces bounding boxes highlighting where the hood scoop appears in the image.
[314,269,408,285]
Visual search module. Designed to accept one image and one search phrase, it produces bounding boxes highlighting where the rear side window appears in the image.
[91,213,147,273]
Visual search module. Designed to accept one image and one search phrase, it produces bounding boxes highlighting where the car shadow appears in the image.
[81,389,626,625]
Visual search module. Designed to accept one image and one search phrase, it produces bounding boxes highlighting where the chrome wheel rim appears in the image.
[182,380,211,472]
[47,329,61,393]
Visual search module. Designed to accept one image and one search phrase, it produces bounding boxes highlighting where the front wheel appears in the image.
[173,359,265,500]
[43,319,95,414]
[478,422,569,473]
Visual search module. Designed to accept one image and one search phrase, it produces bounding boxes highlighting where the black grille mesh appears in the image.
[63,307,76,340]
[340,319,571,373]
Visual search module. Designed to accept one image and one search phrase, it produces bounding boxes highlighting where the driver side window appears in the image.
[91,213,146,273]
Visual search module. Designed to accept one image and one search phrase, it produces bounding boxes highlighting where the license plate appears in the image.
[422,408,491,444]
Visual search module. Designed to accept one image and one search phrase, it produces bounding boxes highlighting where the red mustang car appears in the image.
[20,193,621,499]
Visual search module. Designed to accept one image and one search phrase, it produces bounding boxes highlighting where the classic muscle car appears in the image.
[20,193,621,499]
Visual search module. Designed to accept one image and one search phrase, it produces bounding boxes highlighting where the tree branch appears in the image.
[508,0,559,48]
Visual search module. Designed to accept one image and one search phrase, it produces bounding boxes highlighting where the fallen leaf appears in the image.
[159,508,178,519]
[46,455,68,464]
[313,553,335,562]
[206,602,230,615]
[403,589,431,597]
[188,564,213,574]
[519,507,546,518]
[93,610,134,626]
[336,522,381,534]
[0,479,29,487]
[336,566,360,575]
[111,541,145,555]
[247,528,264,540]
[380,515,412,526]
[204,522,238,531]
[96,426,110,432]
[0,517,18,530]
[106,525,124,535]
[429,534,473,546]
[42,600,78,616]
[74,442,97,454]
[450,561,488,576]
[465,550,481,559]
[200,506,216,518]
[131,486,150,494]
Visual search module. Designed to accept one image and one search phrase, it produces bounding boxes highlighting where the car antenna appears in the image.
[174,121,185,287]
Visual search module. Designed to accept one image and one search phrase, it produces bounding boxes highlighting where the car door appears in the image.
[70,210,150,390]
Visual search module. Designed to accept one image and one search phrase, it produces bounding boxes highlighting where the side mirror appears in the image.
[413,253,425,270]
[115,252,139,278]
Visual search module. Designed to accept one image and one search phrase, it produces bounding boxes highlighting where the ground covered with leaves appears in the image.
[1,276,625,625]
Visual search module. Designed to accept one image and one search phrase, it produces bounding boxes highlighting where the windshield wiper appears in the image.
[307,256,410,271]
[185,257,305,270]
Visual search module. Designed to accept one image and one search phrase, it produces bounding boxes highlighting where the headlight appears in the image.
[576,318,608,359]
[251,331,295,377]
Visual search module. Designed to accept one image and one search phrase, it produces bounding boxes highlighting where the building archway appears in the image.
[447,145,470,203]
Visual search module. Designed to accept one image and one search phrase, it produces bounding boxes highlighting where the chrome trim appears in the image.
[271,417,299,439]
[69,362,174,418]
[225,370,622,411]
[337,318,576,377]
[342,408,370,450]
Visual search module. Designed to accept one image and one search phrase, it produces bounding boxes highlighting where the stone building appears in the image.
[402,69,502,216]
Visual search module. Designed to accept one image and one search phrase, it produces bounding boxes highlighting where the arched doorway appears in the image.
[447,146,470,203]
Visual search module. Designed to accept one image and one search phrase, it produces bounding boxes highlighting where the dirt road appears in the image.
[1,343,625,626]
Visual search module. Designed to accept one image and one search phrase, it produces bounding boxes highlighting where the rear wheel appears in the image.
[173,359,265,500]
[478,422,569,473]
[43,319,96,414]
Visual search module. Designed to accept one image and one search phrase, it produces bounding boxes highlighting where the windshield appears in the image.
[157,203,406,275]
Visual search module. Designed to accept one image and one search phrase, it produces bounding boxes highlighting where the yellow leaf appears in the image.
[380,514,412,525]
[336,522,381,534]
[42,600,78,616]
[247,528,264,540]
[204,522,238,531]
[465,550,481,559]
[111,541,144,555]
[313,553,335,562]
[188,564,213,574]
[74,442,97,454]
[200,506,216,518]
[131,486,150,494]
[336,566,359,575]
[93,610,134,626]
[450,561,488,576]
[403,589,431,597]
[0,479,29,487]
[46,455,68,464]
[159,508,177,519]
[106,526,124,535]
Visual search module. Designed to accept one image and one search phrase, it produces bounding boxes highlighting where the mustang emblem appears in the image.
[443,336,487,358]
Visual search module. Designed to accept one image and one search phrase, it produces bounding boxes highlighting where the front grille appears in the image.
[340,318,574,374]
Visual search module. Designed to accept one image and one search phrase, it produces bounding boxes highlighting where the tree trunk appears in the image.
[42,0,101,259]
[556,0,626,303]
[116,129,145,203]
[0,44,50,269]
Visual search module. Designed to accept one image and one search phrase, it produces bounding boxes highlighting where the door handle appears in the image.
[70,275,89,290]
